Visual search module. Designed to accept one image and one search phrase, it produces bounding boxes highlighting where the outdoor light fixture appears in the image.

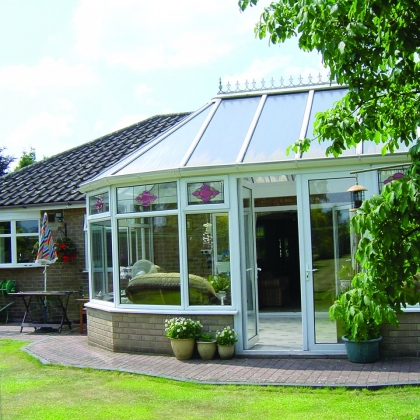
[55,212,64,222]
[347,183,367,212]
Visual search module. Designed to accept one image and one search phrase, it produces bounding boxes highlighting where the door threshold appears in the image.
[237,349,347,359]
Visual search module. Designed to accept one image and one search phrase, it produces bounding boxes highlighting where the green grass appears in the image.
[1,339,420,420]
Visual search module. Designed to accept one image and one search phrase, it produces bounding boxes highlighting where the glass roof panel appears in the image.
[186,97,261,167]
[362,140,413,155]
[302,88,354,158]
[115,105,213,175]
[243,92,308,163]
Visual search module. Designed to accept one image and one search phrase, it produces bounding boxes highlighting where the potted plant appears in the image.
[164,317,202,360]
[329,272,398,363]
[215,326,238,360]
[196,332,217,360]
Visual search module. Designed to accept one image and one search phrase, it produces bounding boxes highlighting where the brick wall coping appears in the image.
[85,301,239,316]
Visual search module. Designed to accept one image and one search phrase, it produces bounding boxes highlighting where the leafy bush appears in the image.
[329,272,398,342]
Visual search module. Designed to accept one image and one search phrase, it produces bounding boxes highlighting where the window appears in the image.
[0,219,39,265]
[90,220,113,301]
[186,213,231,305]
[187,181,224,205]
[118,215,181,305]
[89,191,110,215]
[117,182,177,213]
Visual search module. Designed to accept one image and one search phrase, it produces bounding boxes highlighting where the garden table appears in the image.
[9,291,75,333]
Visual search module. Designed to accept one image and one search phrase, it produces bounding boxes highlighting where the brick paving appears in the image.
[1,324,420,389]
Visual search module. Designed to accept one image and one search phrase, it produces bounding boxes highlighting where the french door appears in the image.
[239,182,259,349]
[299,174,356,351]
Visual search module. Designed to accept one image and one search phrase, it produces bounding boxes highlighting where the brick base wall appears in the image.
[87,308,234,354]
[380,312,420,357]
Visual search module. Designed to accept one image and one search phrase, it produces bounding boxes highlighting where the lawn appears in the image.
[1,339,420,420]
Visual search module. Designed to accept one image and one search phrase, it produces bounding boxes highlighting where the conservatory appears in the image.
[80,83,412,356]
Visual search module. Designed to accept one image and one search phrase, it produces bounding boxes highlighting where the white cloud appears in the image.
[72,0,256,71]
[0,57,97,94]
[5,112,74,165]
[109,114,148,133]
[94,120,104,132]
[134,84,153,99]
[58,98,75,111]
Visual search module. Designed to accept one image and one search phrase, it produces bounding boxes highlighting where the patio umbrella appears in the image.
[35,213,57,291]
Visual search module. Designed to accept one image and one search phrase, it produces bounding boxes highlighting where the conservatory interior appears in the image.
[80,83,412,356]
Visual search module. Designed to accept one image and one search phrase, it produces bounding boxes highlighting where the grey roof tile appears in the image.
[0,113,189,207]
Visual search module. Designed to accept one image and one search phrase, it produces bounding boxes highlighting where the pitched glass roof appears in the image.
[88,84,411,184]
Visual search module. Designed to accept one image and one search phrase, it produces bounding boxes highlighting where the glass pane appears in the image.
[119,215,180,305]
[186,213,230,305]
[378,167,408,192]
[309,177,355,344]
[89,192,110,214]
[243,92,308,162]
[0,237,11,263]
[90,220,113,302]
[187,181,224,205]
[303,89,354,158]
[117,182,177,213]
[116,106,213,175]
[187,97,260,166]
[17,236,38,263]
[0,221,11,234]
[242,186,258,343]
[16,220,38,234]
[363,139,414,155]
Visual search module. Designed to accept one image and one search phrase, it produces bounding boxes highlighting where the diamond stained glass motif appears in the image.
[192,184,220,203]
[136,190,157,206]
[187,181,224,205]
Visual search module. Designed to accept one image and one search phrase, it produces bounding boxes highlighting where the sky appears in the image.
[1,0,327,170]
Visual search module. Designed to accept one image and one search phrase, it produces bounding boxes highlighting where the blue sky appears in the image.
[1,0,326,170]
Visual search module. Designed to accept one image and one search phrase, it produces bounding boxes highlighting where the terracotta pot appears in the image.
[217,344,235,360]
[197,341,217,360]
[170,338,195,360]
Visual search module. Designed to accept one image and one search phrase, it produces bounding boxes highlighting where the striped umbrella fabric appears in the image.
[35,213,57,290]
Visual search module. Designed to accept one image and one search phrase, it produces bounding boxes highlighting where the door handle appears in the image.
[306,266,317,281]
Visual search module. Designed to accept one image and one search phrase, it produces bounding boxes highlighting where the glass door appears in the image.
[300,175,355,350]
[240,182,259,348]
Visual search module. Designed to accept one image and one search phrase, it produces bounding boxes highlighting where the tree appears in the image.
[0,147,15,176]
[239,0,420,310]
[14,148,36,171]
[238,0,420,157]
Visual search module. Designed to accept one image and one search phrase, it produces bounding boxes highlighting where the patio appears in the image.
[1,323,419,388]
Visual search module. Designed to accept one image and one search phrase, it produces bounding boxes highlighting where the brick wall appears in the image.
[0,208,88,323]
[87,308,234,354]
[380,312,420,357]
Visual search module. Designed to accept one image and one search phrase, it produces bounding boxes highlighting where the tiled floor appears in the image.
[255,311,338,350]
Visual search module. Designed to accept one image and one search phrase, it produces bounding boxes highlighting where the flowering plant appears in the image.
[164,317,203,339]
[216,326,238,346]
[54,237,77,262]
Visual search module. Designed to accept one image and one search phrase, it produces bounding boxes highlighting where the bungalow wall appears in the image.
[0,208,88,324]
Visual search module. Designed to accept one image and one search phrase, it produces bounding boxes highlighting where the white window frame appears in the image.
[0,212,40,267]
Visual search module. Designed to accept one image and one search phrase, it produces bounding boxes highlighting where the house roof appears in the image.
[0,113,190,208]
